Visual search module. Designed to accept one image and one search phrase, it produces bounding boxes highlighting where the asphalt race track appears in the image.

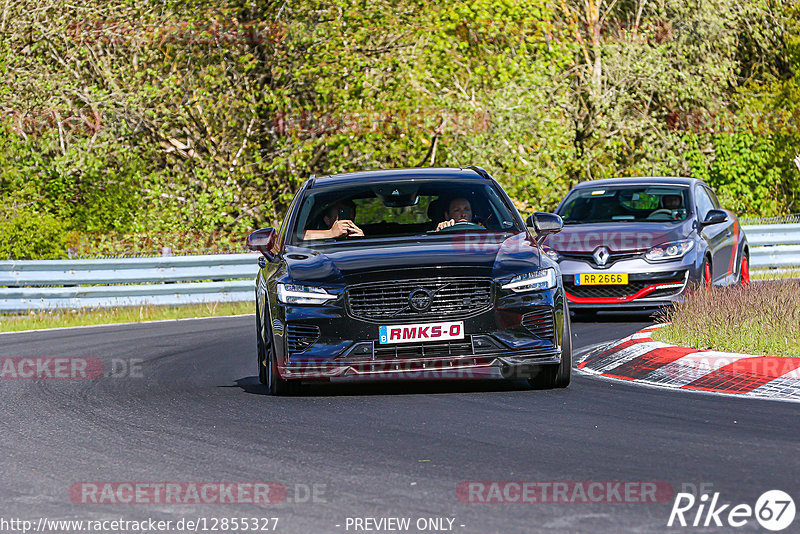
[2,315,798,533]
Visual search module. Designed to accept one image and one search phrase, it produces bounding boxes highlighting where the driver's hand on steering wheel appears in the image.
[436,218,464,231]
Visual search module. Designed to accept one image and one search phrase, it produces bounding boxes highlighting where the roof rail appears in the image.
[307,174,316,187]
[465,165,492,180]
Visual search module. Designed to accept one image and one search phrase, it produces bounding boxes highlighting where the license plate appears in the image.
[574,273,629,285]
[378,321,464,344]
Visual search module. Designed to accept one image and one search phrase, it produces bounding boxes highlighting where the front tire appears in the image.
[266,344,302,396]
[528,303,572,389]
[257,301,301,395]
[256,304,268,385]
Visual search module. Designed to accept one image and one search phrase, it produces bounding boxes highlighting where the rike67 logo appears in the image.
[668,490,796,531]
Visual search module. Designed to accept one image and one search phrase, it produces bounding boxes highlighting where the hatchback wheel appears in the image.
[739,254,750,286]
[702,259,712,290]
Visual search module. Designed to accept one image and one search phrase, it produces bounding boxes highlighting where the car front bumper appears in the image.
[558,256,695,309]
[270,284,566,380]
[282,349,562,380]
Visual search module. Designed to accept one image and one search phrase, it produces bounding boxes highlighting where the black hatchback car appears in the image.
[247,167,570,394]
[543,177,749,312]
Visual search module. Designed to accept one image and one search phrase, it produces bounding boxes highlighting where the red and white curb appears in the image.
[577,325,800,401]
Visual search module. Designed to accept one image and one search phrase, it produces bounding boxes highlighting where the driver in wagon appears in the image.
[435,197,478,231]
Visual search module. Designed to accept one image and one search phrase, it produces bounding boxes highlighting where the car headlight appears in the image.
[277,284,337,305]
[644,240,695,262]
[501,268,557,292]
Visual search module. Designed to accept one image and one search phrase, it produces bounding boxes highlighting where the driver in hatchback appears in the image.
[661,194,687,221]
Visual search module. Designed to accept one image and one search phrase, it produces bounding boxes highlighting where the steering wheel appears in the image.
[647,209,674,220]
[430,221,486,233]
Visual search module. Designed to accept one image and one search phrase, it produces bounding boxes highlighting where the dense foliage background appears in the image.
[1,0,798,258]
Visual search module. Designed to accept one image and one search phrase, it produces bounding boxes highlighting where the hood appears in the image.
[282,232,542,284]
[544,221,693,253]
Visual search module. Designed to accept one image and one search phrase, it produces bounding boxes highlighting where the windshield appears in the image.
[288,180,523,245]
[558,185,691,223]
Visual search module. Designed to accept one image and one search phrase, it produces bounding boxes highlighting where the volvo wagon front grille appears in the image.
[346,277,493,323]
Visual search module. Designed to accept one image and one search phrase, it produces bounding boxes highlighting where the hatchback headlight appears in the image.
[277,284,337,305]
[644,240,694,262]
[501,268,557,292]
[542,246,561,262]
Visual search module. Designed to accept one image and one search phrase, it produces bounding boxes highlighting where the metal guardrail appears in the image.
[0,253,259,312]
[1,224,798,312]
[740,214,800,225]
[742,223,800,269]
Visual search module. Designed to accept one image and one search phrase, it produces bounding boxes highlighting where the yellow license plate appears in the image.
[575,273,628,285]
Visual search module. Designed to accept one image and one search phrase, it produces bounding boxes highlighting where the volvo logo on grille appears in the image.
[593,246,610,266]
[409,288,433,312]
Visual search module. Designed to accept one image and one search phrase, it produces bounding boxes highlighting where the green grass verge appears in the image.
[653,280,800,357]
[0,301,253,333]
[750,269,800,281]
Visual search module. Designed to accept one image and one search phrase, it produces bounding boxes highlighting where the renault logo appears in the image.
[593,246,610,267]
[409,288,433,312]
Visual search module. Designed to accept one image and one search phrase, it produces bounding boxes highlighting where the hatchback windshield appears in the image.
[558,185,691,223]
[289,181,523,244]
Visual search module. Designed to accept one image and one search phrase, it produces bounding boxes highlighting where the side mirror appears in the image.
[700,209,728,227]
[526,212,564,235]
[247,228,278,262]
